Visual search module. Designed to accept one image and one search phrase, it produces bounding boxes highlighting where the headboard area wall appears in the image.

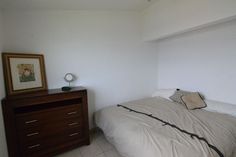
[157,19,236,105]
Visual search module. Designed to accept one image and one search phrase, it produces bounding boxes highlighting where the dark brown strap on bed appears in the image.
[117,104,224,157]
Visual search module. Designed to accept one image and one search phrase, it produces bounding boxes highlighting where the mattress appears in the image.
[95,97,236,157]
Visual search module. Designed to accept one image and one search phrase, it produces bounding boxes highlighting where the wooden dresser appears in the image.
[1,87,90,157]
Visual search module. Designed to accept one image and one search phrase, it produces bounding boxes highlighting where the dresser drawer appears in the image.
[20,127,84,157]
[17,118,83,143]
[16,104,82,130]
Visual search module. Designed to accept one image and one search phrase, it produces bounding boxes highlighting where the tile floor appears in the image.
[57,130,123,157]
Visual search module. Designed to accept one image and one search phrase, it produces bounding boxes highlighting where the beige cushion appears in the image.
[169,89,192,104]
[181,92,207,110]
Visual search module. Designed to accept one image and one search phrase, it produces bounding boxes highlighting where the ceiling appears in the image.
[0,0,157,11]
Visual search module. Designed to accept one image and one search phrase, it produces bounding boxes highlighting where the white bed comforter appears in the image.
[95,97,236,157]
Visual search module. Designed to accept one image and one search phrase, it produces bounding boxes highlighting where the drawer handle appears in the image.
[69,133,79,137]
[28,144,40,149]
[27,132,39,137]
[25,120,38,124]
[67,111,77,115]
[68,122,78,126]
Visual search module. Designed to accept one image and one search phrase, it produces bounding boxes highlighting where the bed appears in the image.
[95,97,236,157]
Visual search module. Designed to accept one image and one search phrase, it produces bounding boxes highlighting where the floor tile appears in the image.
[56,148,82,157]
[79,142,103,157]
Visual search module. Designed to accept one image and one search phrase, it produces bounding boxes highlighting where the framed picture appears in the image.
[2,53,48,96]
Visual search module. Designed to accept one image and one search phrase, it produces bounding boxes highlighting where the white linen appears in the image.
[204,99,236,117]
[151,88,176,100]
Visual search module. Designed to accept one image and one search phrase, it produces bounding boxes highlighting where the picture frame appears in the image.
[2,52,48,96]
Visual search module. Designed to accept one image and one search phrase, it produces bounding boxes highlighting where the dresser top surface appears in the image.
[3,86,86,100]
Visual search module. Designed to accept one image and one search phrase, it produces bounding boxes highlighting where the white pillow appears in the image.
[152,89,176,101]
[204,100,236,117]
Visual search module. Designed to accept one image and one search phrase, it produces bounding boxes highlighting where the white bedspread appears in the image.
[95,97,236,157]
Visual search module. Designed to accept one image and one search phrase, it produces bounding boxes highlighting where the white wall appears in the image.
[3,10,158,128]
[0,10,8,157]
[142,0,236,41]
[157,19,236,105]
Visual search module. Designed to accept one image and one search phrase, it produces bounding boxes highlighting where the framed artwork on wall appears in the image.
[2,52,48,96]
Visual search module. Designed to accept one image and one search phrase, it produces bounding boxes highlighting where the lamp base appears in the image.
[61,86,72,91]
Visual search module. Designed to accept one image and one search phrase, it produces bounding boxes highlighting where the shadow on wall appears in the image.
[86,87,96,129]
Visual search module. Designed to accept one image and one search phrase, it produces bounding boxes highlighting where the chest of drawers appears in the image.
[1,87,90,157]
